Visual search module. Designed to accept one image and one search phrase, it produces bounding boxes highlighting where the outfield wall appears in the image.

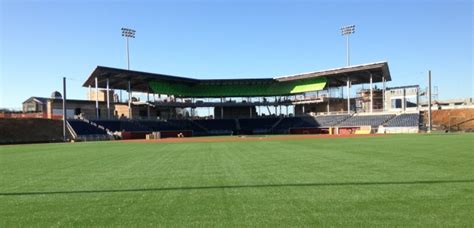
[121,130,193,139]
[377,126,419,134]
[0,118,65,144]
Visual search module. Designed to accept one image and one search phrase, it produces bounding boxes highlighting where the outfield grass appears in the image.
[1,134,473,226]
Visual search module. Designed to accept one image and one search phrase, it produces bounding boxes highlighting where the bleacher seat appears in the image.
[68,120,108,135]
[272,115,350,133]
[93,120,149,132]
[385,113,419,127]
[193,119,236,135]
[314,115,350,127]
[272,116,318,134]
[193,119,237,131]
[79,114,417,137]
[338,114,395,127]
[239,117,280,133]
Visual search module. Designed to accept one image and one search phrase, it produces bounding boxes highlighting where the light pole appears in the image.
[121,27,135,104]
[121,27,136,70]
[341,25,355,114]
[341,25,355,66]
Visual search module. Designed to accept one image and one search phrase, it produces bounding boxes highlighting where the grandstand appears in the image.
[48,61,432,140]
[65,112,422,140]
[80,61,390,120]
[2,61,440,142]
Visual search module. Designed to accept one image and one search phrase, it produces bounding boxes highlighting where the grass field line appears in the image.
[1,179,472,196]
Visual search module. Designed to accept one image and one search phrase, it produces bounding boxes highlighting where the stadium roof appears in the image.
[274,61,391,84]
[83,61,391,96]
[23,96,107,104]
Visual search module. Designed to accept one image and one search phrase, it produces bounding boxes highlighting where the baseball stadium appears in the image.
[1,58,473,226]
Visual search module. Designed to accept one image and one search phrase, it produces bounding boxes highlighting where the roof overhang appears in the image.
[82,66,199,93]
[82,61,391,93]
[275,61,391,87]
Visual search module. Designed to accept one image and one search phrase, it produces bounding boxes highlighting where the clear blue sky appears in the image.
[1,0,472,109]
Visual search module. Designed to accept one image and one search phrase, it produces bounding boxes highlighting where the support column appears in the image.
[369,73,373,113]
[347,78,351,114]
[402,88,406,112]
[106,77,110,119]
[382,76,386,111]
[327,88,330,114]
[220,106,224,119]
[95,77,99,119]
[147,92,150,119]
[128,80,132,119]
[286,105,289,116]
[249,106,252,118]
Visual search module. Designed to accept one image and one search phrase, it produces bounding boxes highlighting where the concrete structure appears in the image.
[384,85,419,112]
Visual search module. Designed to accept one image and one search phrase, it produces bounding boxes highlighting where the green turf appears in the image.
[1,134,473,226]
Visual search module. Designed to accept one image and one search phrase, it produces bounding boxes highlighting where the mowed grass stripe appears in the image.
[0,134,473,226]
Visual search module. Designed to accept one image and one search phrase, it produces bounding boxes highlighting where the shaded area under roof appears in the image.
[83,61,391,95]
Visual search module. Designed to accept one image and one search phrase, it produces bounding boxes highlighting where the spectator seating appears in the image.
[273,116,319,133]
[384,113,419,127]
[68,120,108,135]
[76,113,418,138]
[94,120,149,132]
[273,115,350,133]
[239,117,280,134]
[192,119,236,135]
[338,114,395,127]
[193,119,237,131]
[314,115,350,127]
[138,120,180,131]
[157,120,208,136]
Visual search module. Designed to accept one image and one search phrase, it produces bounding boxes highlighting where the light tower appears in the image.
[121,27,136,70]
[341,25,355,66]
[341,25,355,114]
[121,27,136,117]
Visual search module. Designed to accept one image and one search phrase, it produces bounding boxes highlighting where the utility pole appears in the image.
[428,70,432,133]
[62,77,67,142]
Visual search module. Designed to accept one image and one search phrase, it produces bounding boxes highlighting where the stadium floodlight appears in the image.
[341,25,355,66]
[121,27,136,70]
[121,27,136,104]
[341,25,355,35]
